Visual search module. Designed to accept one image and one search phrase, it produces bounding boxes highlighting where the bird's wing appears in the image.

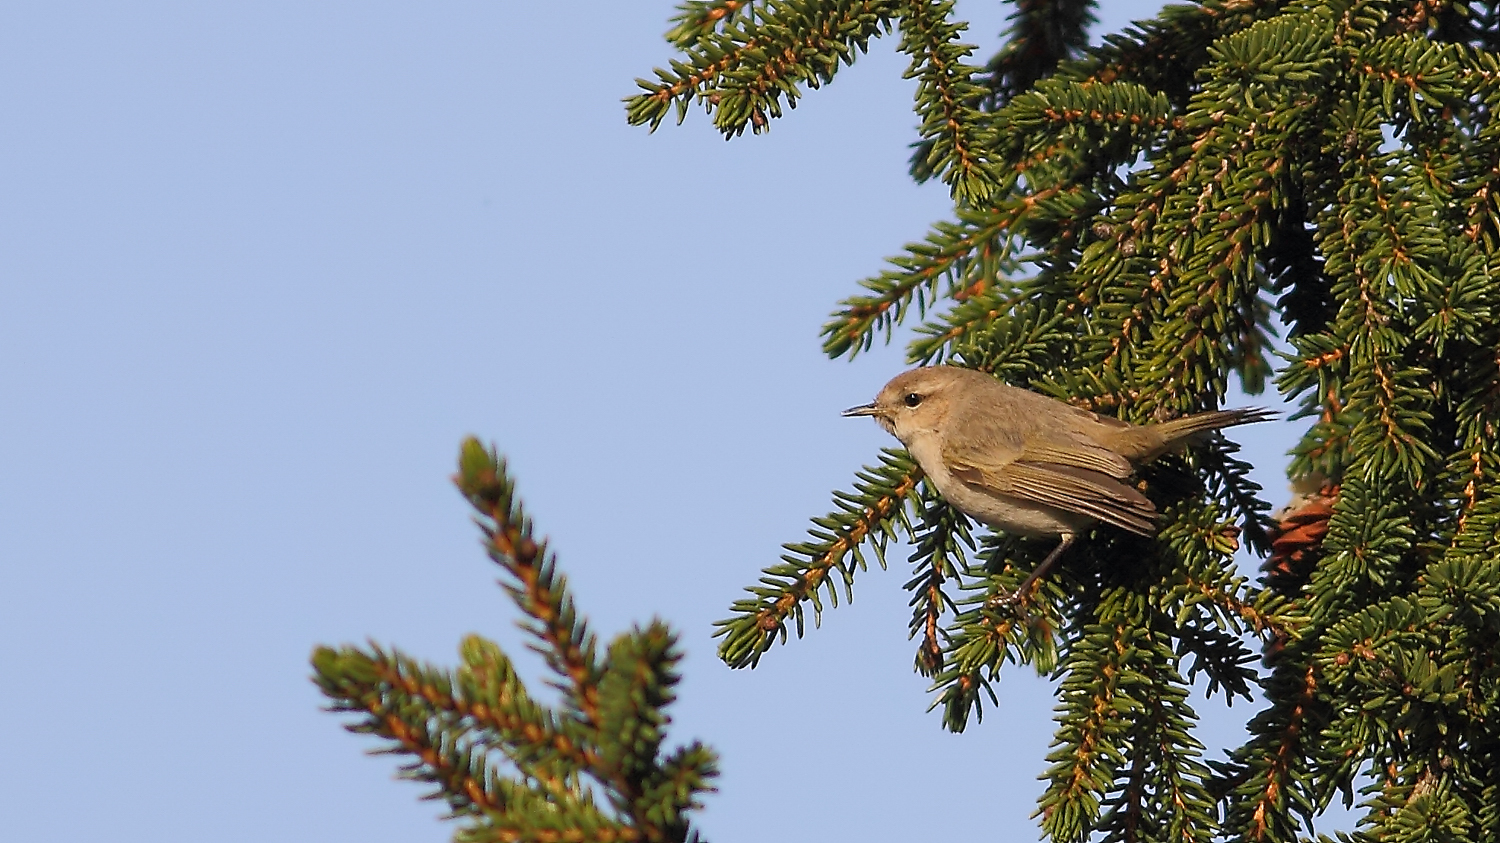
[942,397,1134,479]
[982,461,1156,536]
[1013,440,1133,479]
[942,411,1155,536]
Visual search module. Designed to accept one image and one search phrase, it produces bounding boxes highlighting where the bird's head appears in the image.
[842,366,971,445]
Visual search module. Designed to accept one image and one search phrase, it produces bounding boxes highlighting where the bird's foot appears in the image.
[986,587,1032,619]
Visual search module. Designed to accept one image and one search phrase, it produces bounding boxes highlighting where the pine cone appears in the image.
[1262,479,1338,596]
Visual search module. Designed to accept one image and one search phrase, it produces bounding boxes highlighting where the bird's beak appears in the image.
[842,403,880,418]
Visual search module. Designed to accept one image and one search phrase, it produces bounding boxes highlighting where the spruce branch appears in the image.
[597,621,685,787]
[1039,618,1138,841]
[896,0,999,201]
[1266,191,1335,340]
[1172,620,1259,703]
[904,285,1032,364]
[664,1,760,48]
[626,0,900,135]
[1072,147,1220,386]
[1125,11,1340,410]
[1450,452,1500,551]
[902,485,974,675]
[825,76,1176,364]
[714,448,923,668]
[315,440,718,843]
[994,78,1177,178]
[914,296,1076,396]
[1434,1,1500,53]
[1150,503,1278,668]
[979,0,1096,108]
[1056,0,1277,100]
[454,635,598,795]
[313,645,509,818]
[456,439,604,722]
[1220,657,1324,843]
[1200,440,1276,557]
[821,208,1019,359]
[1094,632,1216,843]
[930,537,1067,732]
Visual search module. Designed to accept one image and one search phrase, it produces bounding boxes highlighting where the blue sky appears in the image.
[2,2,1319,840]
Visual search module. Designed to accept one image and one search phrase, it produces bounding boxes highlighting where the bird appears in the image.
[843,366,1274,600]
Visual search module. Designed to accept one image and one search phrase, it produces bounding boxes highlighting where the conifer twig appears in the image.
[315,440,718,842]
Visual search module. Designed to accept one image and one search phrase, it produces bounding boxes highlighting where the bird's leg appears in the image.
[1007,533,1075,604]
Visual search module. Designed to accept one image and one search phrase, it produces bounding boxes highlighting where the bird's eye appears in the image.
[903,393,922,408]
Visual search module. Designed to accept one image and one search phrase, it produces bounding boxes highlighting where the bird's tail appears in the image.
[1114,407,1277,461]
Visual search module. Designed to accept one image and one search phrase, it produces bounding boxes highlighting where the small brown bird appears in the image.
[843,366,1273,599]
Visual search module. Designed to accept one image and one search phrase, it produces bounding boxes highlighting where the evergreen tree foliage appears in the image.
[628,1,1500,841]
[313,439,718,842]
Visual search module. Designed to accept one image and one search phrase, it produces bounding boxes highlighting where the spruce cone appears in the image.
[1263,479,1338,596]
